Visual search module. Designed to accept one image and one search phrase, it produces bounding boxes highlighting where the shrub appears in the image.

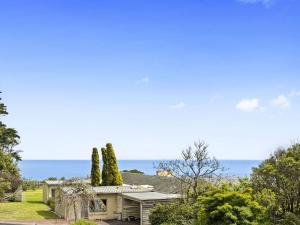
[70,219,97,225]
[22,179,39,191]
[150,202,195,225]
[122,169,144,174]
[196,183,267,225]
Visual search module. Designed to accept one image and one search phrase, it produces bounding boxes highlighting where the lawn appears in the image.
[0,189,58,220]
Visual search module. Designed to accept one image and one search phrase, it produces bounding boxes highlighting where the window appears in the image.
[51,189,55,198]
[89,199,107,213]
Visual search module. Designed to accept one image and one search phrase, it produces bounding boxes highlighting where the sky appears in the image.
[0,0,300,160]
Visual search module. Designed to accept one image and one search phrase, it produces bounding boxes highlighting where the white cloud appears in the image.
[271,95,290,109]
[170,102,185,109]
[236,0,274,7]
[136,77,150,84]
[236,98,260,112]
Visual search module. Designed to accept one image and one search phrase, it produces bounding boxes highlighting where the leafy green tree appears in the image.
[251,144,300,220]
[105,143,123,185]
[0,93,21,198]
[91,147,100,186]
[0,93,21,162]
[197,182,267,225]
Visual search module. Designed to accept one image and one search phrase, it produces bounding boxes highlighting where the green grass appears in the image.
[0,189,58,220]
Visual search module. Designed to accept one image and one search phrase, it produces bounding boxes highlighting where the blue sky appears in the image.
[0,0,299,160]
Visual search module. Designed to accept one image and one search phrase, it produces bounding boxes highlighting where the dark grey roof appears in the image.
[122,192,181,201]
[121,172,181,194]
[62,185,151,194]
[44,179,90,185]
[93,185,151,194]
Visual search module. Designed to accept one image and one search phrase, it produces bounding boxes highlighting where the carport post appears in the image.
[140,201,143,225]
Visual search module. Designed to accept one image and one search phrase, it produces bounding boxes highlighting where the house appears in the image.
[43,180,64,203]
[43,179,90,203]
[43,180,180,225]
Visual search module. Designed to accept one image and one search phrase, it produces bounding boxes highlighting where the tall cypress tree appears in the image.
[106,143,123,185]
[101,147,108,186]
[91,147,100,186]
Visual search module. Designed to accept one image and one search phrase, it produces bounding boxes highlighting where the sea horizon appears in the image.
[19,159,261,180]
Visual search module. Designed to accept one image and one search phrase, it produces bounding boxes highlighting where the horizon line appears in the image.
[20,158,263,161]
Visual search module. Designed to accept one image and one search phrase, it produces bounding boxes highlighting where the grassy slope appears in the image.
[0,189,58,220]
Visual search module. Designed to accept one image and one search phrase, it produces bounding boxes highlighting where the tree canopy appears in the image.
[251,143,300,221]
[102,143,123,186]
[91,147,100,186]
[197,182,267,225]
[156,141,222,200]
[0,92,21,199]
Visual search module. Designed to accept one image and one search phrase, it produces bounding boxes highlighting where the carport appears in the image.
[121,192,180,225]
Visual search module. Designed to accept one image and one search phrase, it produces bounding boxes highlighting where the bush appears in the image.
[122,169,144,174]
[70,219,97,225]
[276,213,300,225]
[22,179,39,191]
[150,202,195,225]
[197,183,268,225]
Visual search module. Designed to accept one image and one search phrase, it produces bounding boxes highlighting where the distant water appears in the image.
[19,160,261,180]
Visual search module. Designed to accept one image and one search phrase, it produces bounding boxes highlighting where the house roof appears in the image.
[93,185,151,194]
[121,172,181,194]
[61,185,151,195]
[122,192,181,201]
[44,180,64,185]
[44,179,90,185]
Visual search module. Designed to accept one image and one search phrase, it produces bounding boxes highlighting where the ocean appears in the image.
[19,160,261,180]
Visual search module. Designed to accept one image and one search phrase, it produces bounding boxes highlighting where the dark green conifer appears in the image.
[101,147,108,186]
[91,147,100,186]
[105,143,123,185]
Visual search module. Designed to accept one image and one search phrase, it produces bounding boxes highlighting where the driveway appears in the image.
[102,220,139,225]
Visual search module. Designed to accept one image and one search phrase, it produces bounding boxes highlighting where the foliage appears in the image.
[276,212,300,225]
[150,201,196,225]
[196,181,268,225]
[251,143,300,220]
[70,219,97,225]
[101,143,123,186]
[55,178,95,221]
[47,177,58,180]
[90,147,100,186]
[101,147,108,186]
[122,169,144,174]
[157,140,222,201]
[0,93,21,162]
[0,93,21,198]
[0,178,10,199]
[0,189,58,220]
[22,179,40,191]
